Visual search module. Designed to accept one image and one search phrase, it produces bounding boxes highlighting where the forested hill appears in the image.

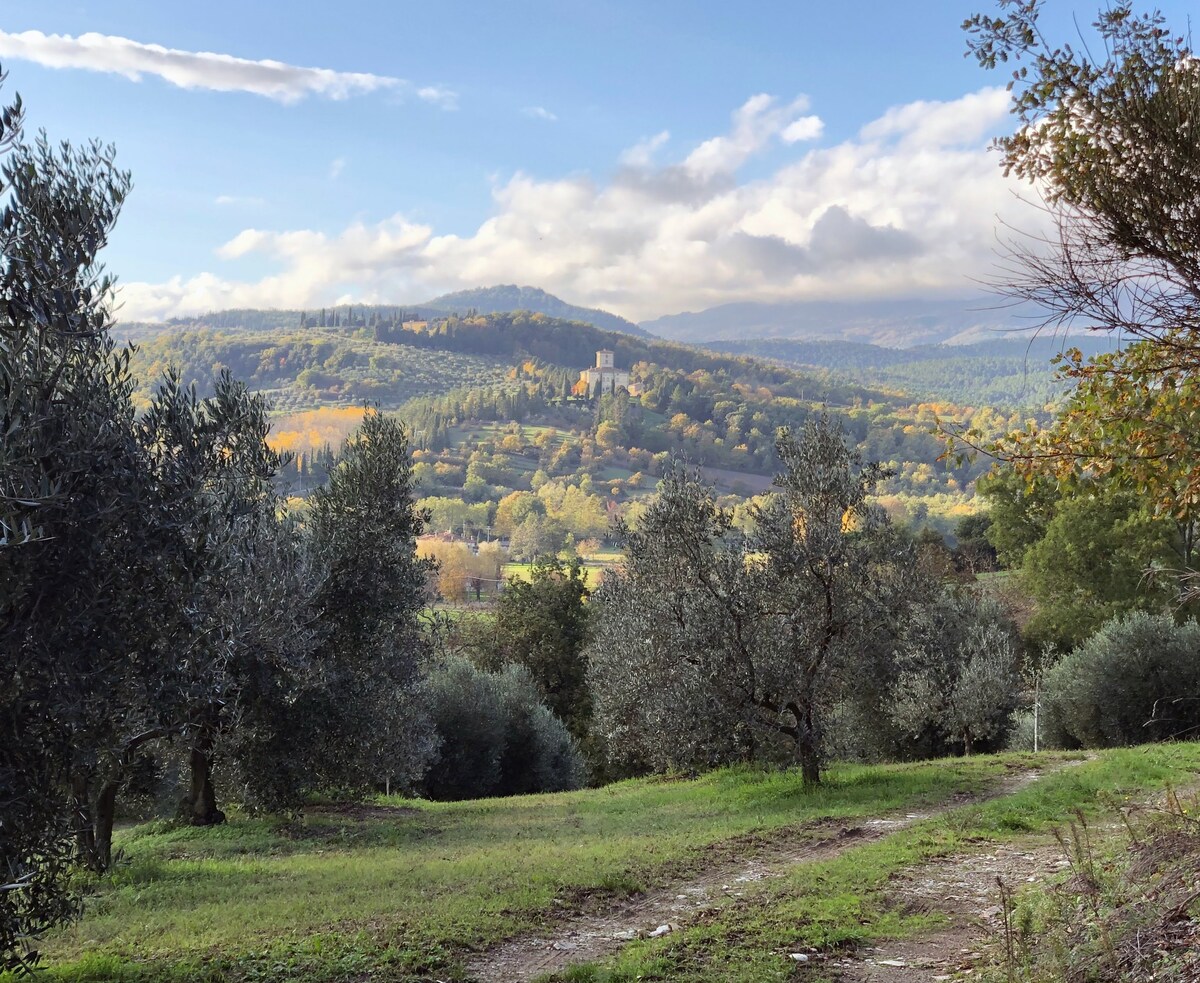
[129,310,879,411]
[127,328,517,414]
[116,298,1102,407]
[118,301,1099,427]
[706,335,1121,407]
[374,311,862,398]
[124,308,1023,535]
[420,285,649,337]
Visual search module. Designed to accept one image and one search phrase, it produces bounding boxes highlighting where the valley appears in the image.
[8,4,1200,980]
[121,297,1052,549]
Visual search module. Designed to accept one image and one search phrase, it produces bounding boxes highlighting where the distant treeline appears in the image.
[708,336,1122,407]
[375,310,875,402]
[128,329,514,411]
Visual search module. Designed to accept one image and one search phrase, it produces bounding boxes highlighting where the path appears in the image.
[463,764,1065,983]
[822,841,1067,981]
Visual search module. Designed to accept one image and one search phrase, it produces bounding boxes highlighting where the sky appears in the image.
[0,1,1193,323]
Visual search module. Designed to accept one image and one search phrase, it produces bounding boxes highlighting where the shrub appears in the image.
[422,656,586,800]
[1041,612,1200,748]
[889,589,1021,757]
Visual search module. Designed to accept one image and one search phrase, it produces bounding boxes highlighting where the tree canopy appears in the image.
[588,417,913,784]
[964,2,1200,522]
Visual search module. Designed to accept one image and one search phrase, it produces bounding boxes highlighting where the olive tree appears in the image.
[890,589,1021,756]
[1041,612,1200,748]
[422,656,585,800]
[138,371,316,825]
[0,69,135,965]
[302,410,437,793]
[589,416,909,785]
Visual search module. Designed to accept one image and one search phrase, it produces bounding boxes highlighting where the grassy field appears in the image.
[14,746,1200,982]
[502,561,609,586]
[501,547,621,586]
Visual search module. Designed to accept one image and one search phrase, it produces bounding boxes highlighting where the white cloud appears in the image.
[619,130,670,167]
[859,87,1010,148]
[0,29,457,106]
[328,157,346,180]
[117,86,1033,323]
[417,86,458,110]
[523,106,558,122]
[781,115,824,143]
[214,194,265,207]
[683,94,819,177]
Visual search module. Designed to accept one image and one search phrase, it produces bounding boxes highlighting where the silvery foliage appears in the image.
[589,416,908,782]
[0,75,136,966]
[890,588,1020,755]
[303,412,438,794]
[423,656,586,800]
[1041,612,1200,748]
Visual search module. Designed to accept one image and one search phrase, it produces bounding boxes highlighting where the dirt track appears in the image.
[464,764,1067,983]
[826,840,1067,981]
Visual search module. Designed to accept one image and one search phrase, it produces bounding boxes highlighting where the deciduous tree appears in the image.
[486,558,593,739]
[963,3,1200,530]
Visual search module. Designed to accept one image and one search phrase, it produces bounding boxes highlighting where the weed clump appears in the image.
[996,790,1200,982]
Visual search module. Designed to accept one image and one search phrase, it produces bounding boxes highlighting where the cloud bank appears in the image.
[117,87,1028,322]
[0,29,456,106]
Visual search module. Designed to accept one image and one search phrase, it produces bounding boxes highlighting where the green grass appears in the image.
[501,547,622,586]
[547,743,1200,983]
[422,604,495,624]
[19,747,1200,983]
[19,756,1027,982]
[502,561,608,585]
[581,546,623,563]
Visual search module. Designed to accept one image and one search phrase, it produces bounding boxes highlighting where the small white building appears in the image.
[579,349,630,396]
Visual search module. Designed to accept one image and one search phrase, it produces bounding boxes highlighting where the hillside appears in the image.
[640,296,1046,347]
[117,295,1094,410]
[129,328,517,413]
[421,284,650,337]
[706,335,1119,407]
[125,310,1034,536]
[128,311,870,411]
[18,747,1198,983]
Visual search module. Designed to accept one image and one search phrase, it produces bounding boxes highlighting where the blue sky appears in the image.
[1,1,1192,322]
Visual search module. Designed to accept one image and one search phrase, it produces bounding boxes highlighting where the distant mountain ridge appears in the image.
[421,285,649,337]
[117,286,649,341]
[117,288,1090,353]
[639,297,1052,348]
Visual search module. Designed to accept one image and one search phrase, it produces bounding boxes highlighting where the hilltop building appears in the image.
[579,349,630,396]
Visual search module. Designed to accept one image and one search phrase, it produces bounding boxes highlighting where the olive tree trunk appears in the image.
[180,731,226,827]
